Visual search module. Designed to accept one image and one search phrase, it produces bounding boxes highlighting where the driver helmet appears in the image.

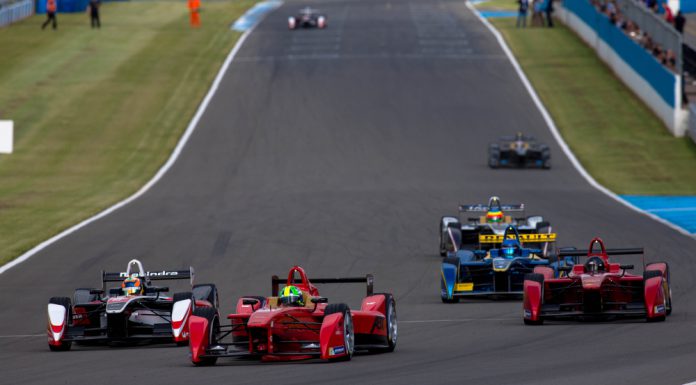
[280,285,304,307]
[502,243,518,257]
[486,210,503,223]
[121,276,143,296]
[585,258,605,274]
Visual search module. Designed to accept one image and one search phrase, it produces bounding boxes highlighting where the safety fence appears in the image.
[559,0,686,136]
[0,0,34,27]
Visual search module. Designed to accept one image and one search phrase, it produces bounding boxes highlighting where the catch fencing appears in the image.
[0,0,34,27]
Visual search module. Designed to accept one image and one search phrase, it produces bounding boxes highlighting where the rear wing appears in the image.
[557,248,643,257]
[272,275,374,297]
[102,259,194,291]
[478,233,557,244]
[459,204,524,212]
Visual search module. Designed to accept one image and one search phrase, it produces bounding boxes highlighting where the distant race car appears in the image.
[186,266,397,365]
[488,132,550,169]
[439,196,551,255]
[523,238,673,324]
[47,259,218,351]
[288,7,327,29]
[440,225,564,302]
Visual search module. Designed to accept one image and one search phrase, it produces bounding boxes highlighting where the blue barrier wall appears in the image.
[36,0,88,13]
[566,0,676,107]
[682,0,696,13]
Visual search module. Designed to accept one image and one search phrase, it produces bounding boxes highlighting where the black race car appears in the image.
[488,133,550,169]
[288,7,327,29]
[47,259,218,350]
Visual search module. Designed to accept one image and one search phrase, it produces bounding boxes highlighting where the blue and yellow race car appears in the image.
[440,225,567,303]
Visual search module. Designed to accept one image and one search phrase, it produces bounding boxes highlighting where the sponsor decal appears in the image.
[524,310,531,318]
[655,305,666,314]
[455,283,474,291]
[119,271,179,278]
[330,346,345,355]
[479,233,557,244]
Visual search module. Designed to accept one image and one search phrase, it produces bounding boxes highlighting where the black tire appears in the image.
[324,303,354,361]
[193,284,219,309]
[192,307,219,366]
[439,221,446,257]
[442,257,460,267]
[369,294,397,353]
[48,297,72,351]
[488,156,499,169]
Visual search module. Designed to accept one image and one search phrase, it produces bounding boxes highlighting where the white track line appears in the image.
[0,14,264,275]
[466,1,694,239]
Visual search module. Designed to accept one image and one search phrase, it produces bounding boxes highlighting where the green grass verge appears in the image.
[0,0,254,264]
[488,18,696,195]
[476,0,519,11]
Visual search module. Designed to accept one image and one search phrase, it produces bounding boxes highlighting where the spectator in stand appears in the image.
[675,11,685,34]
[41,0,58,30]
[517,0,529,28]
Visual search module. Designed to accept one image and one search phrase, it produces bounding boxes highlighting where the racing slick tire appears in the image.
[488,144,500,169]
[324,303,354,361]
[192,307,219,366]
[48,297,73,351]
[193,283,219,309]
[369,293,397,353]
[523,274,544,325]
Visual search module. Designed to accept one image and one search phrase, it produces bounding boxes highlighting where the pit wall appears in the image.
[559,0,687,136]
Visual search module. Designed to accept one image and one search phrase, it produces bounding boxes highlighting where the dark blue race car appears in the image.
[440,225,569,302]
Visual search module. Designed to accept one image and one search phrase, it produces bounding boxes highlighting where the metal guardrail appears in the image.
[0,0,34,28]
[616,0,682,72]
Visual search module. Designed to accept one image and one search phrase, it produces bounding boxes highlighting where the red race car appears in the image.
[186,266,397,365]
[523,238,672,324]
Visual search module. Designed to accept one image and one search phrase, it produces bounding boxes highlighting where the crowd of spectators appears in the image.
[592,0,681,71]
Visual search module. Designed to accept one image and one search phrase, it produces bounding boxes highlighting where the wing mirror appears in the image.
[557,266,572,273]
[311,297,328,304]
[90,289,104,295]
[620,264,634,270]
[243,298,260,306]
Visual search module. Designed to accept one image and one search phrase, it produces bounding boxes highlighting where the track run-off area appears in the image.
[1,0,696,384]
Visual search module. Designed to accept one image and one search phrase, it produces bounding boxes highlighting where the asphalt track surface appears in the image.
[1,0,696,384]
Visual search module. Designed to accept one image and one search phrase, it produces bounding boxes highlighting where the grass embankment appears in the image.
[488,17,696,195]
[476,0,519,11]
[0,0,254,264]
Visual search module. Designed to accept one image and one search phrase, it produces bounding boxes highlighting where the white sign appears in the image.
[0,120,13,154]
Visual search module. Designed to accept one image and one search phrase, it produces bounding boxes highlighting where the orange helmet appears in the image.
[121,277,143,296]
